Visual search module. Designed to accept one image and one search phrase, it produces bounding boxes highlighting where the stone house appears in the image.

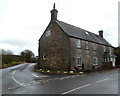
[38,4,116,71]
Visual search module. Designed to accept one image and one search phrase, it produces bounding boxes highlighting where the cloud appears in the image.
[1,39,33,46]
[0,0,118,55]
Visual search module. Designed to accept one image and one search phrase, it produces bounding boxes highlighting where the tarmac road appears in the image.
[1,63,119,95]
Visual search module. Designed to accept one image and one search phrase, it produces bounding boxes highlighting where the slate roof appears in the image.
[56,20,113,47]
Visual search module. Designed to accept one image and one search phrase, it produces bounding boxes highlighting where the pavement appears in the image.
[0,63,119,95]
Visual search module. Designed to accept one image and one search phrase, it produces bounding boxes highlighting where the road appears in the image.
[1,63,119,95]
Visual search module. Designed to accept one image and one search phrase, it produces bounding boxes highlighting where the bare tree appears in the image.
[2,49,13,55]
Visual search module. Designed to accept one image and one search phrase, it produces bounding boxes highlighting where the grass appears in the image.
[1,61,25,69]
[34,64,84,75]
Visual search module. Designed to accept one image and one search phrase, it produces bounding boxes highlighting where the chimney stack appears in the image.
[50,3,58,21]
[99,30,103,38]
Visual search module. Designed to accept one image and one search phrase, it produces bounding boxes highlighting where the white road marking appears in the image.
[8,87,15,90]
[0,90,2,95]
[32,82,41,84]
[12,77,25,86]
[32,74,49,78]
[61,84,91,95]
[96,78,109,83]
[12,70,16,75]
[7,87,19,90]
[27,84,31,86]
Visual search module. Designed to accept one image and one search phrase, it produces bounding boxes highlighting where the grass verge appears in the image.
[1,61,25,69]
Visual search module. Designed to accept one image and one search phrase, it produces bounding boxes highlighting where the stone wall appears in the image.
[69,37,108,70]
[39,21,70,71]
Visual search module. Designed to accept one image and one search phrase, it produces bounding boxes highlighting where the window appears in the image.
[43,54,46,60]
[93,57,97,65]
[109,47,112,54]
[77,57,82,66]
[104,57,111,62]
[45,30,51,36]
[93,43,96,50]
[103,46,106,52]
[104,57,107,62]
[86,41,89,49]
[77,40,81,48]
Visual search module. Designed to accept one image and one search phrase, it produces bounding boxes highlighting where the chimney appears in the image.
[50,3,58,21]
[99,30,103,38]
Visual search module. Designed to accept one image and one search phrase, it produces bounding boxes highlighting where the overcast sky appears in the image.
[0,0,119,56]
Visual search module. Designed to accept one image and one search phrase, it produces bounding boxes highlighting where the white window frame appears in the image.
[43,54,46,60]
[45,30,51,37]
[93,43,96,50]
[103,46,106,52]
[77,40,81,48]
[93,57,98,65]
[86,41,89,49]
[109,47,112,54]
[77,57,82,66]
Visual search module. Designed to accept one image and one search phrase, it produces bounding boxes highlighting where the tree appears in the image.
[1,49,14,64]
[2,49,13,55]
[114,47,120,61]
[20,49,35,63]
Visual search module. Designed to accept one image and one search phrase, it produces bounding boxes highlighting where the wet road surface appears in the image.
[1,63,119,95]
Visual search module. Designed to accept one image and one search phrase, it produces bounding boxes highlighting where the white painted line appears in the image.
[8,87,15,90]
[7,87,18,90]
[12,77,25,86]
[12,70,16,75]
[96,78,109,83]
[32,74,49,78]
[27,84,31,86]
[33,82,41,84]
[61,84,91,95]
[0,90,2,95]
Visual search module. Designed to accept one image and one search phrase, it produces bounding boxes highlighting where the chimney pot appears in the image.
[99,30,103,38]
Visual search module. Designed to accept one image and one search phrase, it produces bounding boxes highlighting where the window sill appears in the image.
[77,47,82,49]
[78,65,82,67]
[93,64,98,66]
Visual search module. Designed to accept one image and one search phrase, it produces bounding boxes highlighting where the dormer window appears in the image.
[45,30,51,36]
[86,41,89,49]
[77,40,81,48]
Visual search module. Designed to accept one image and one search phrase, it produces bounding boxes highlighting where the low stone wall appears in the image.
[102,62,113,69]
